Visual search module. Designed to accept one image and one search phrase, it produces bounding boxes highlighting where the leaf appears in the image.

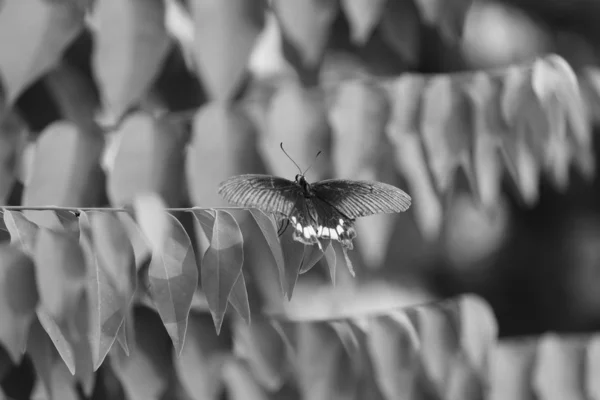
[192,209,216,241]
[22,121,105,209]
[0,244,38,362]
[464,73,503,206]
[379,0,421,66]
[27,318,56,400]
[108,112,187,207]
[118,212,152,271]
[192,0,264,100]
[64,294,95,396]
[412,0,473,43]
[34,228,87,325]
[0,109,27,204]
[324,240,337,284]
[110,307,172,400]
[420,75,473,194]
[0,0,83,103]
[80,212,135,370]
[385,74,442,239]
[262,83,332,180]
[3,210,38,255]
[488,338,537,400]
[296,322,357,400]
[91,0,171,120]
[21,210,80,237]
[273,0,339,71]
[36,308,75,376]
[232,316,289,391]
[340,0,387,45]
[228,272,251,326]
[31,357,79,400]
[533,335,586,400]
[222,358,270,400]
[174,312,230,400]
[299,244,324,275]
[249,209,285,292]
[202,210,244,334]
[279,227,305,300]
[133,193,169,254]
[186,104,258,209]
[147,213,197,355]
[367,311,422,400]
[88,211,136,291]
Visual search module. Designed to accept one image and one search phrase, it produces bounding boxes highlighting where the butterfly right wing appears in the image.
[217,174,301,216]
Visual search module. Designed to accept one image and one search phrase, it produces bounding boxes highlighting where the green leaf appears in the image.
[229,272,251,326]
[0,109,26,204]
[324,240,337,284]
[249,209,285,291]
[34,228,87,324]
[110,307,172,400]
[202,210,244,334]
[192,0,264,100]
[117,212,152,271]
[0,0,83,103]
[273,0,339,70]
[340,0,387,45]
[108,113,187,207]
[232,316,289,391]
[147,213,198,355]
[36,309,75,376]
[91,0,171,120]
[79,212,135,370]
[27,318,56,400]
[192,209,216,242]
[187,104,258,209]
[21,121,105,209]
[3,210,38,255]
[65,294,95,396]
[174,312,230,400]
[0,244,38,362]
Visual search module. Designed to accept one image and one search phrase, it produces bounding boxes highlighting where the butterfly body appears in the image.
[218,173,411,251]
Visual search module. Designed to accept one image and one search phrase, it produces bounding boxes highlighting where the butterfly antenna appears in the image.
[302,150,322,175]
[280,142,303,175]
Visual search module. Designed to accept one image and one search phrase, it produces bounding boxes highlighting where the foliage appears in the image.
[0,0,599,399]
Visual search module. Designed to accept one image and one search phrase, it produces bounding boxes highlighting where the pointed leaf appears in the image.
[273,0,339,70]
[279,227,304,300]
[324,240,337,284]
[0,0,83,103]
[233,316,288,391]
[202,210,244,334]
[110,307,172,400]
[420,75,473,193]
[367,311,422,400]
[27,318,56,400]
[147,213,197,355]
[192,209,216,242]
[249,209,285,291]
[386,75,442,239]
[340,0,387,44]
[0,244,38,362]
[299,244,324,275]
[174,313,230,400]
[229,272,251,326]
[91,0,171,120]
[34,229,87,324]
[108,112,187,207]
[36,309,75,375]
[533,335,586,400]
[3,210,38,255]
[79,212,135,370]
[187,104,258,208]
[22,121,105,209]
[262,83,332,179]
[31,357,79,400]
[65,294,95,395]
[192,0,264,100]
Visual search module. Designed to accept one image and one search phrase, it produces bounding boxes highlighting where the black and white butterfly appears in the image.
[217,145,411,252]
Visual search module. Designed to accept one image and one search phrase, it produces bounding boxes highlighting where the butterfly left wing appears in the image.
[311,179,411,219]
[217,174,301,216]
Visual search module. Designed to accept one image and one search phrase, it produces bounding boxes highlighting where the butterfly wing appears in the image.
[311,179,411,218]
[217,174,301,215]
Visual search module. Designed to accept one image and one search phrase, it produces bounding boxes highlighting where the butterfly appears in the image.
[217,145,412,254]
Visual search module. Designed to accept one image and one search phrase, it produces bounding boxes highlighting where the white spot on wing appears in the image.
[317,226,323,236]
[336,225,344,235]
[308,226,316,237]
[303,227,311,239]
[321,228,330,238]
[291,216,297,224]
[330,229,339,240]
[296,223,302,231]
[339,218,344,225]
